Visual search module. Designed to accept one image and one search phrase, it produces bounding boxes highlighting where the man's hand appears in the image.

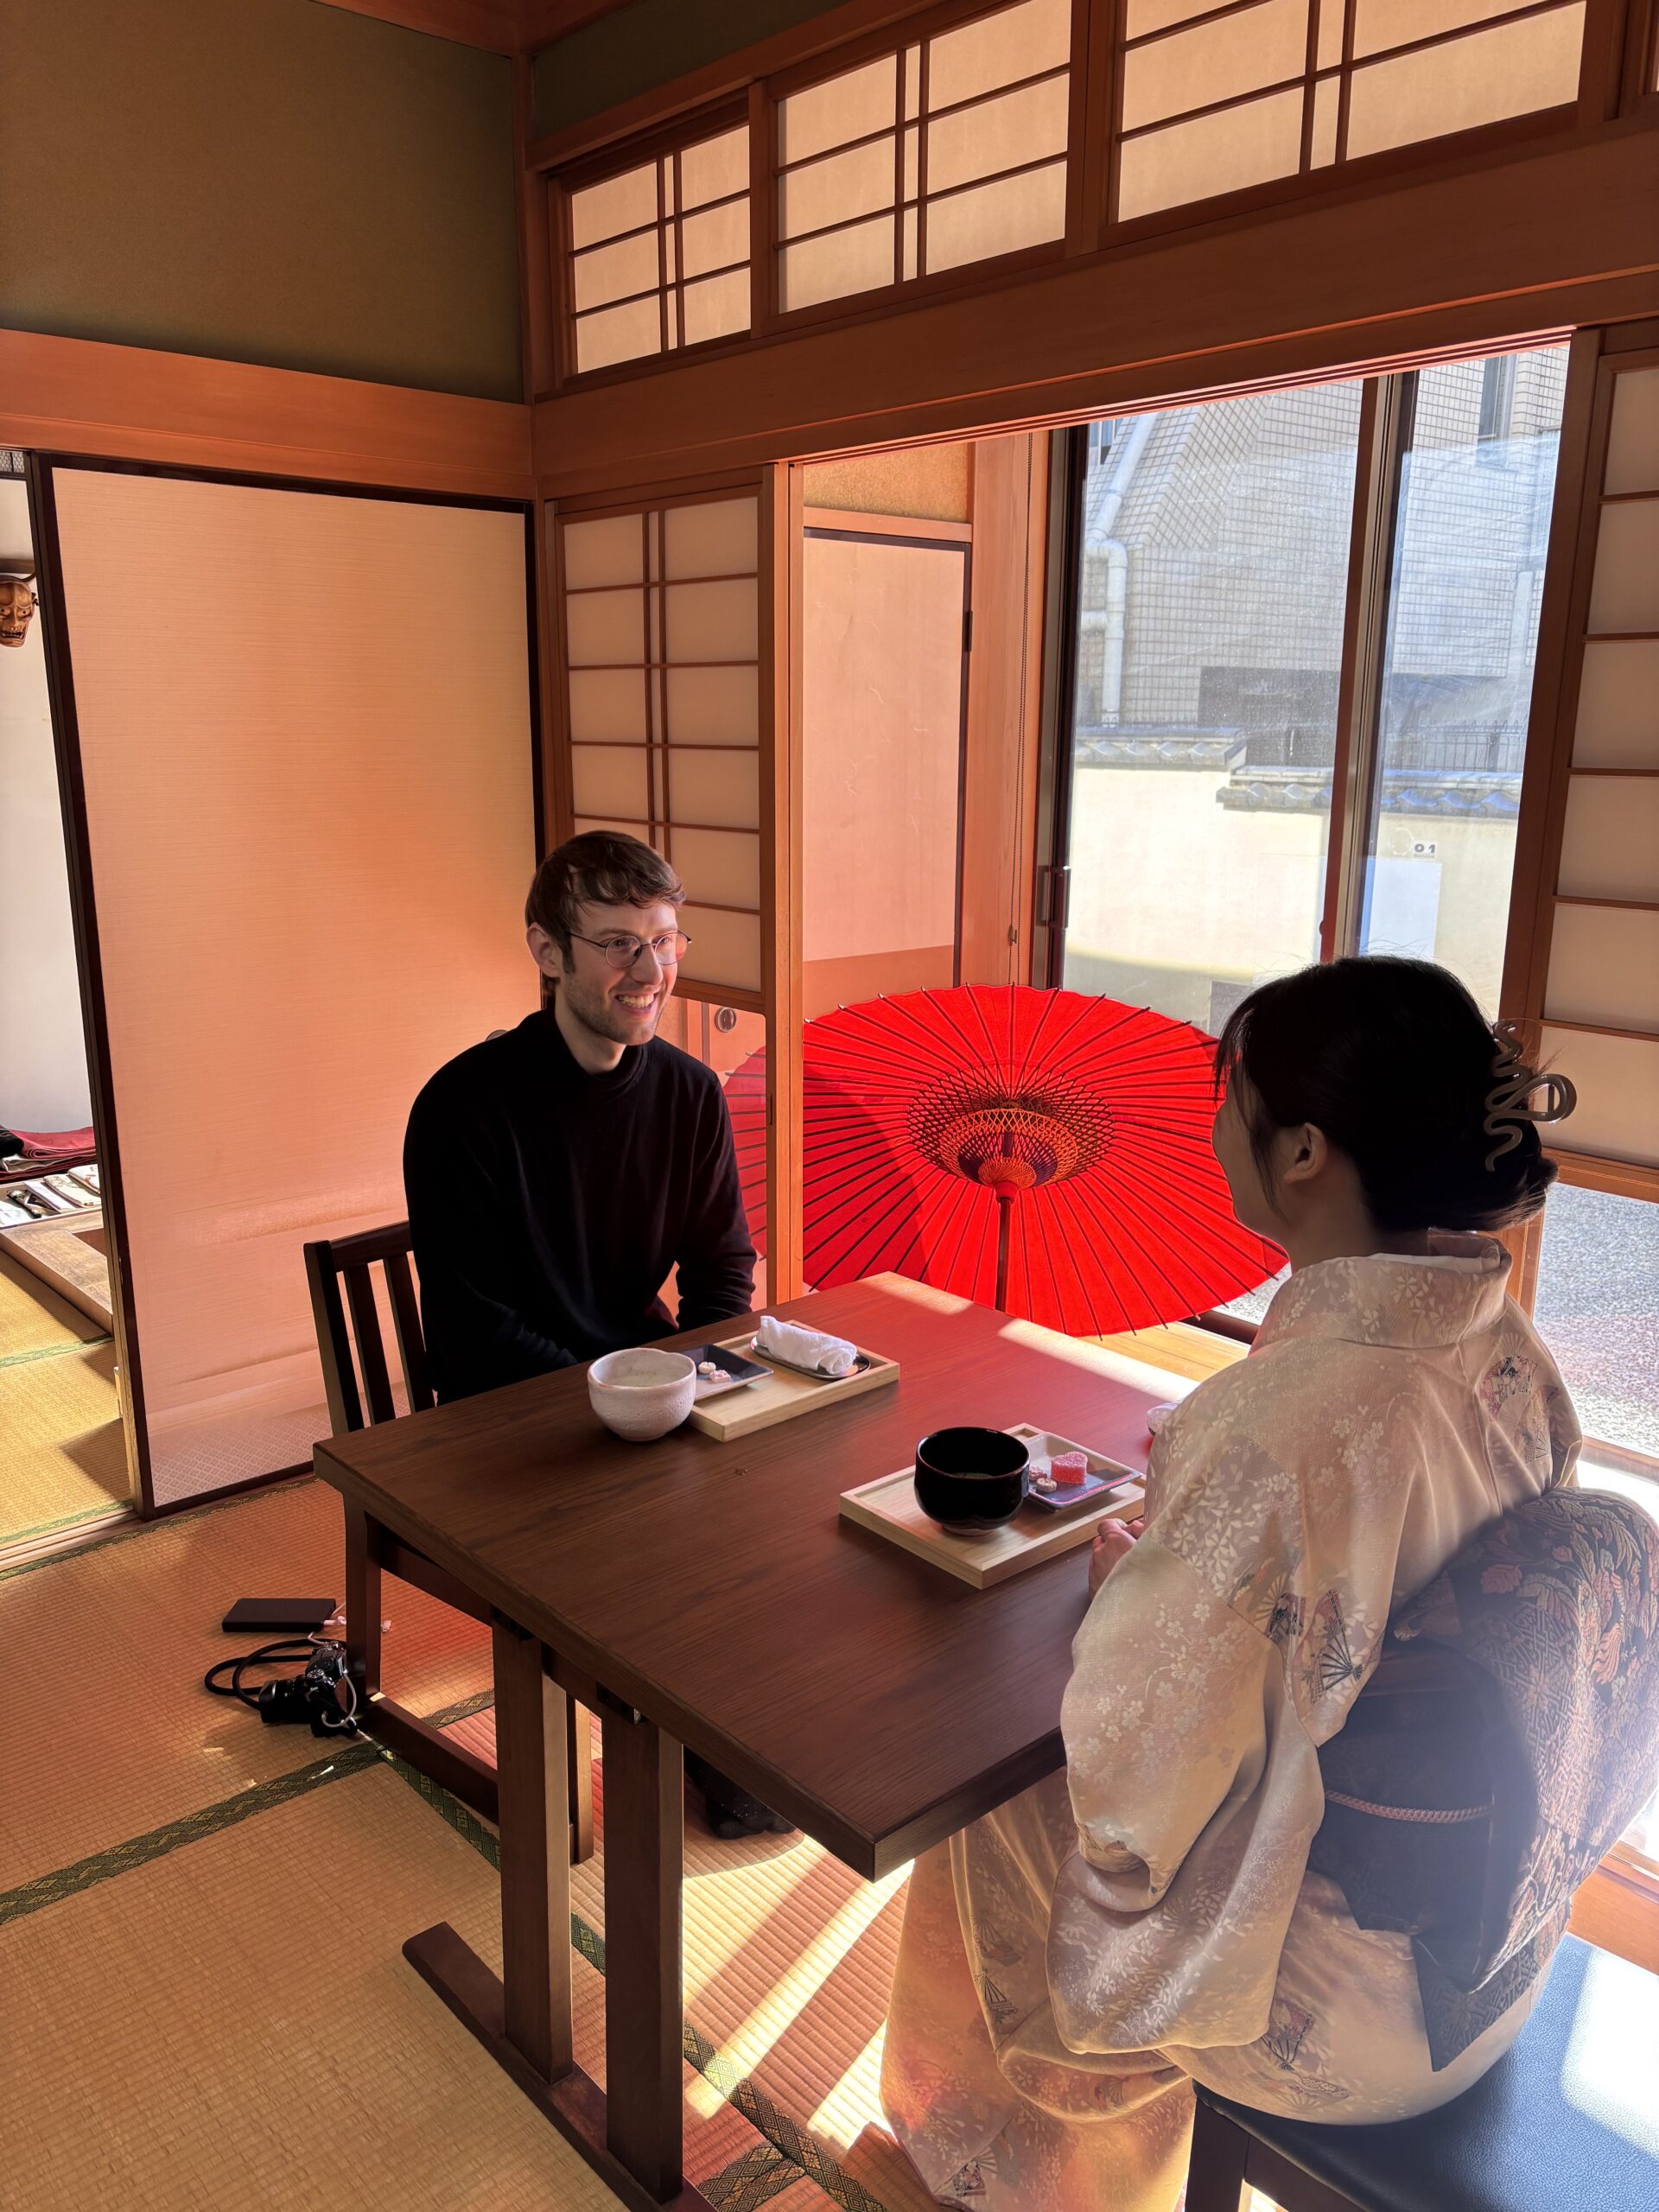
[1088,1516,1144,1597]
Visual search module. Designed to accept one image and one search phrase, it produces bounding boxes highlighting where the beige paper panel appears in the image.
[667,664,760,745]
[679,906,763,995]
[575,295,663,374]
[664,496,758,580]
[779,139,896,240]
[573,228,659,313]
[1572,640,1659,769]
[667,747,760,830]
[927,161,1067,271]
[680,126,747,208]
[671,826,761,910]
[1118,88,1302,219]
[1122,0,1306,134]
[1586,499,1659,636]
[563,512,644,588]
[928,0,1071,110]
[1540,1026,1659,1166]
[802,534,966,966]
[779,216,896,312]
[1545,905,1659,1034]
[569,160,657,249]
[925,77,1069,194]
[571,745,651,819]
[1604,367,1659,496]
[53,471,535,1504]
[779,54,897,167]
[681,200,749,280]
[1354,0,1537,58]
[1344,4,1584,160]
[568,666,648,743]
[1556,778,1659,903]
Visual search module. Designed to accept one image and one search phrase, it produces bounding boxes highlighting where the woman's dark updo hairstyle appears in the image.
[1214,957,1558,1234]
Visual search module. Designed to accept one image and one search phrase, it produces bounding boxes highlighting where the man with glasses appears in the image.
[406,830,779,1836]
[405,829,755,1407]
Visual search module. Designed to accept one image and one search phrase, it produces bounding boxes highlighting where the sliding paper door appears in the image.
[42,467,537,1507]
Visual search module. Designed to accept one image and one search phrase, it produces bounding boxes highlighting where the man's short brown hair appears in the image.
[525,831,684,961]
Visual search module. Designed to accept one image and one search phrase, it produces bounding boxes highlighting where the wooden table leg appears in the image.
[342,1502,382,1707]
[603,1707,686,2202]
[493,1618,574,2083]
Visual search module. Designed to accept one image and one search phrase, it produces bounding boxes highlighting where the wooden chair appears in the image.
[1183,1933,1657,2212]
[303,1222,594,1863]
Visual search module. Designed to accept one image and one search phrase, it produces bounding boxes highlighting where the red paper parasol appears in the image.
[724,985,1281,1336]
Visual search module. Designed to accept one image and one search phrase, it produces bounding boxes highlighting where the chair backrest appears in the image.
[303,1220,434,1433]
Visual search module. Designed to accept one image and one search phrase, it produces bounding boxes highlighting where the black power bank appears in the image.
[220,1597,338,1634]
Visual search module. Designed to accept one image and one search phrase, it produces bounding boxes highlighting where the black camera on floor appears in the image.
[256,1642,359,1736]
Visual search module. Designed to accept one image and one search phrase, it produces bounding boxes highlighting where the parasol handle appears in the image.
[994,1187,1017,1313]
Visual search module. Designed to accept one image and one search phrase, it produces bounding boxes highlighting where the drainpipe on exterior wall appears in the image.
[1079,412,1156,726]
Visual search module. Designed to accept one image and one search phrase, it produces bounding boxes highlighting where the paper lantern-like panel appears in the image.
[569,667,647,744]
[566,587,645,667]
[571,746,652,821]
[679,905,764,995]
[1545,907,1659,1036]
[780,55,898,167]
[1556,778,1659,905]
[1345,5,1583,160]
[1573,641,1659,770]
[1587,501,1659,636]
[569,161,657,250]
[1118,88,1302,220]
[667,748,761,830]
[1604,367,1659,497]
[780,217,897,312]
[1122,0,1306,136]
[664,497,758,582]
[927,160,1066,272]
[574,295,663,375]
[927,0,1071,111]
[680,126,748,209]
[563,512,645,589]
[667,664,760,746]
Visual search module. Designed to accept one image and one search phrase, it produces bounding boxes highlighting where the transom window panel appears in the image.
[1114,0,1586,224]
[560,493,764,995]
[775,0,1070,315]
[566,123,750,375]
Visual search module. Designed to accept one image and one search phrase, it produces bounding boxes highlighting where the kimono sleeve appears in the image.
[1048,1541,1325,2054]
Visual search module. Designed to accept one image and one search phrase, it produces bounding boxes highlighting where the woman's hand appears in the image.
[1088,1516,1144,1597]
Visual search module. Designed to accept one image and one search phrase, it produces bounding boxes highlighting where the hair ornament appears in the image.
[1484,1021,1576,1170]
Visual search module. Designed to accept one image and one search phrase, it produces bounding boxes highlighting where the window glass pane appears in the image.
[1357,345,1567,1014]
[1058,382,1363,1028]
[1535,1181,1659,1459]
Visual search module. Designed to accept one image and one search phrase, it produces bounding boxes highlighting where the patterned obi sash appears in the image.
[1309,1489,1659,2069]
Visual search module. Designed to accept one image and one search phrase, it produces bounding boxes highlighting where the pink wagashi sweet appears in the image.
[1051,1450,1089,1487]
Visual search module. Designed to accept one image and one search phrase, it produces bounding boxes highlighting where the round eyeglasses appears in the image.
[571,931,691,971]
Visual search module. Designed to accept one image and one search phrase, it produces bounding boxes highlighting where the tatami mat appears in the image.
[0,1249,105,1357]
[0,1336,130,1542]
[0,1477,490,1891]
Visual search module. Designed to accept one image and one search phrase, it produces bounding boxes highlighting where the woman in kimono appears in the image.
[880,957,1581,2212]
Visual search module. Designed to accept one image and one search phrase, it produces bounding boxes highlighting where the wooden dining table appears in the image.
[312,1273,1178,2212]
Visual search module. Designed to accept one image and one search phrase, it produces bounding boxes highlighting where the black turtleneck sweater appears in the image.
[404,1010,755,1404]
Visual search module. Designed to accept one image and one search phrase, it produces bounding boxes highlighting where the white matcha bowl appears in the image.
[588,1347,698,1442]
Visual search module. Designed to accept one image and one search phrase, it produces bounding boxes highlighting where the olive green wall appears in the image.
[533,0,849,136]
[1,0,521,402]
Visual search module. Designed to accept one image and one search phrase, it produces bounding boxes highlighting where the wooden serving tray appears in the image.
[839,1423,1146,1588]
[686,1332,899,1440]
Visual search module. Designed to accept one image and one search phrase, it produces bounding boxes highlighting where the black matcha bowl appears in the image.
[914,1426,1030,1531]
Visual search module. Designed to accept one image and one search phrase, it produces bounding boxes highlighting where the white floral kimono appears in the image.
[880,1236,1581,2211]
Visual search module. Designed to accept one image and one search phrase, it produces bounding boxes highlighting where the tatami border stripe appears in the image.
[0,1471,316,1582]
[0,1333,113,1370]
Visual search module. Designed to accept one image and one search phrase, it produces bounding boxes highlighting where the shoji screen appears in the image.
[1112,1,1586,224]
[774,0,1071,314]
[45,469,536,1506]
[557,488,766,998]
[564,120,751,376]
[1528,352,1659,1168]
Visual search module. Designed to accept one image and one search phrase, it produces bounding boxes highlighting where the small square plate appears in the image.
[1007,1425,1142,1516]
[686,1342,769,1400]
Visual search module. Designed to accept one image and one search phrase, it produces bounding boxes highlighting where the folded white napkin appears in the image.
[755,1315,859,1377]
